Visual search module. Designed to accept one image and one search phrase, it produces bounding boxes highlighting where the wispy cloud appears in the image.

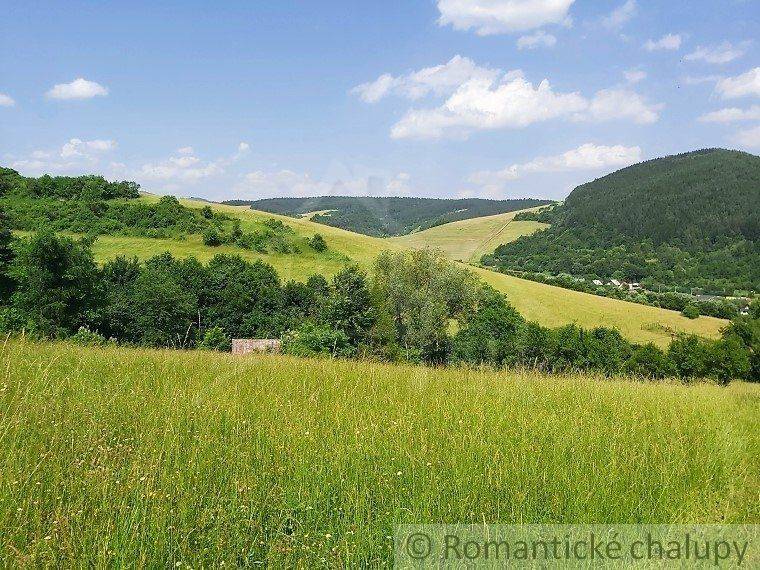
[469,143,642,194]
[643,33,682,52]
[685,41,749,64]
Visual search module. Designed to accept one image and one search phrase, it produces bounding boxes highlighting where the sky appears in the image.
[1,0,759,201]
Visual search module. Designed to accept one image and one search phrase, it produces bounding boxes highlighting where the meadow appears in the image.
[1,339,757,566]
[388,209,547,263]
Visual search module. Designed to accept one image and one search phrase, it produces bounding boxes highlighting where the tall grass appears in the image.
[1,340,757,566]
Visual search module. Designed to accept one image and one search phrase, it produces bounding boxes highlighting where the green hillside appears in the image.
[488,149,760,294]
[388,208,548,262]
[225,195,553,236]
[0,168,728,346]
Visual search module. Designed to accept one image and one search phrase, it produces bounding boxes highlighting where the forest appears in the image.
[226,195,553,236]
[489,149,760,294]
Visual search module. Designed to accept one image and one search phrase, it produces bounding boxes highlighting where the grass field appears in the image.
[388,210,547,263]
[1,340,757,566]
[68,197,727,346]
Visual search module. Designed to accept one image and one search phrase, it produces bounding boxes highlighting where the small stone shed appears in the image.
[232,339,282,355]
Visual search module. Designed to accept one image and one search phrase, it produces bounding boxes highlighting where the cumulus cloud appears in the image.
[680,74,723,86]
[624,69,647,84]
[516,30,557,49]
[733,124,760,151]
[176,146,195,155]
[234,170,412,199]
[436,0,575,36]
[351,56,499,103]
[698,105,760,123]
[0,93,15,107]
[137,142,250,184]
[469,143,642,193]
[602,0,636,30]
[46,78,109,100]
[643,33,682,52]
[685,41,748,64]
[376,68,661,139]
[715,67,760,99]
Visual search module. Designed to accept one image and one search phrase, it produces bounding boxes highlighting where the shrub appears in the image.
[626,343,675,379]
[70,326,108,346]
[203,228,223,247]
[198,327,231,352]
[282,322,354,358]
[681,304,700,319]
[308,234,328,252]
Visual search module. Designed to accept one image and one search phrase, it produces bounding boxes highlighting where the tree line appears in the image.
[1,226,757,384]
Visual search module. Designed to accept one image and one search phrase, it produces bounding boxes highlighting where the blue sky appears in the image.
[1,0,758,200]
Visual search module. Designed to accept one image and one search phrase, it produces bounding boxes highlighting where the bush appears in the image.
[198,326,231,352]
[203,228,223,247]
[681,304,700,319]
[282,322,354,358]
[626,343,675,379]
[70,326,108,346]
[308,234,327,252]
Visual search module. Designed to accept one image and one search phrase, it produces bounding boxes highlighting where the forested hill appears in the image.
[488,149,760,294]
[561,148,759,245]
[223,196,553,237]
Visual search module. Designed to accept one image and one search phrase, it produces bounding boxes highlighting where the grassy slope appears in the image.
[388,209,547,262]
[86,197,726,345]
[2,340,757,566]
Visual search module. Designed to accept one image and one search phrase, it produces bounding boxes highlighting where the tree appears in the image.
[668,334,708,380]
[323,266,375,347]
[372,249,479,364]
[9,231,101,337]
[0,208,15,301]
[453,286,523,367]
[282,321,353,358]
[308,234,327,252]
[626,343,675,379]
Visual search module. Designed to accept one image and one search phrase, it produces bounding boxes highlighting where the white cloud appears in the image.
[11,138,116,175]
[389,73,588,140]
[469,143,642,193]
[684,41,747,64]
[602,0,636,30]
[138,142,250,184]
[351,56,499,103]
[437,0,575,36]
[733,124,760,151]
[624,69,647,84]
[516,30,557,49]
[60,138,117,158]
[583,89,662,125]
[0,93,15,107]
[234,170,412,199]
[698,105,760,123]
[643,33,682,52]
[357,59,663,139]
[715,67,760,99]
[46,78,109,100]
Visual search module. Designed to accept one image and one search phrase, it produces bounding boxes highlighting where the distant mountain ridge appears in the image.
[488,148,760,294]
[223,196,553,237]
